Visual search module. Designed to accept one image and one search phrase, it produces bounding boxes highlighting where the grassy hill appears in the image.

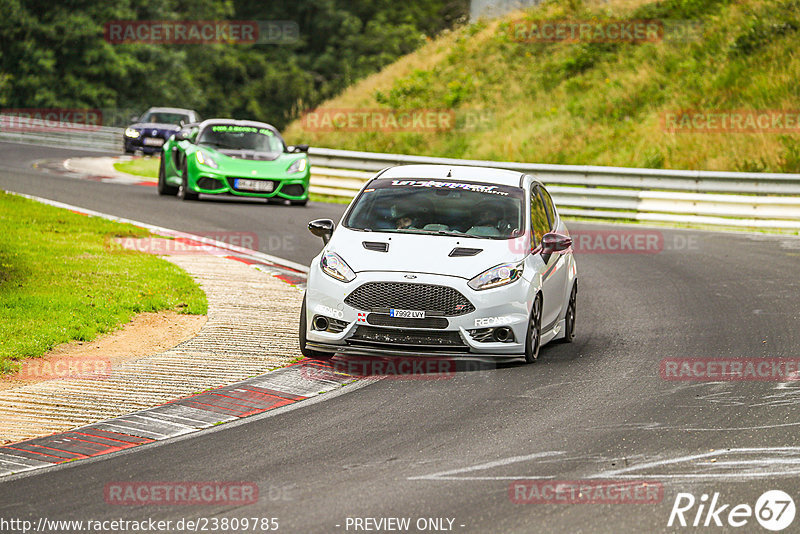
[284,0,800,173]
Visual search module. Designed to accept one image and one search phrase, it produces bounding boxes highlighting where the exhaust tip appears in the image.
[312,316,330,331]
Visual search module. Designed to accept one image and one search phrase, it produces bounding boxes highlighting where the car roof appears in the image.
[145,107,196,115]
[376,164,529,188]
[198,118,280,132]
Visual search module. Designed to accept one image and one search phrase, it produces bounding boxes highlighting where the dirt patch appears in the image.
[0,311,206,392]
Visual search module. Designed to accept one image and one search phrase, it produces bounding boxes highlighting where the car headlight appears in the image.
[196,150,218,169]
[124,128,140,138]
[320,252,355,282]
[287,158,307,174]
[468,261,524,291]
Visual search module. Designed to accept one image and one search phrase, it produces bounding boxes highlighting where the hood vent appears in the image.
[449,247,482,257]
[363,241,389,252]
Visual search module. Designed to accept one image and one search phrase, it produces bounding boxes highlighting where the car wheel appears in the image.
[290,199,308,206]
[524,294,542,364]
[299,296,334,360]
[561,281,577,343]
[157,156,178,196]
[177,167,199,201]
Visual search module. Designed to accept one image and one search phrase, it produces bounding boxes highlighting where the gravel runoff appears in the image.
[0,254,304,443]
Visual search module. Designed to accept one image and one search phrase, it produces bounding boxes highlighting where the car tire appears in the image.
[157,156,178,196]
[290,199,308,206]
[560,281,577,343]
[177,167,199,201]
[299,296,334,360]
[524,294,542,364]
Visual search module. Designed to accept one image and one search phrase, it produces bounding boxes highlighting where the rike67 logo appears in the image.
[668,490,795,531]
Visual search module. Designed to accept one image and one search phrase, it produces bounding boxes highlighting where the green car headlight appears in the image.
[468,261,524,291]
[196,150,218,169]
[287,158,308,174]
[124,128,140,138]
[320,252,355,282]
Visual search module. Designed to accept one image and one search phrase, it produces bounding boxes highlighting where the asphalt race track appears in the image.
[2,141,800,533]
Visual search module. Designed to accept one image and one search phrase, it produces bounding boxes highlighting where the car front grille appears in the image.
[366,313,448,329]
[348,326,467,351]
[280,183,305,197]
[197,176,225,189]
[344,282,474,316]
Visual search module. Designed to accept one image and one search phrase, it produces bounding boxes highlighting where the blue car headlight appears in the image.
[320,252,355,282]
[468,261,524,291]
[196,150,218,169]
[124,128,140,138]
[287,158,308,174]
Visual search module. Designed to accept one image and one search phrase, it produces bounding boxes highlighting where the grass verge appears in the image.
[114,157,159,179]
[0,191,207,374]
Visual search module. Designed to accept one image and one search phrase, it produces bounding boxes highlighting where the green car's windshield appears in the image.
[344,178,525,239]
[141,112,191,125]
[197,124,284,155]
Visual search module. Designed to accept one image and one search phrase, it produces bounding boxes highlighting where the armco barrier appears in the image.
[1,114,798,228]
[308,148,800,229]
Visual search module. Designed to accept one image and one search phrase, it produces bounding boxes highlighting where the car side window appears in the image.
[538,187,557,230]
[530,188,549,248]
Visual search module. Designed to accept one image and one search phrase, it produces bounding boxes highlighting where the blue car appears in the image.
[124,107,201,155]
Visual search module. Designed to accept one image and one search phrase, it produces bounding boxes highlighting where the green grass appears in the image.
[309,193,353,205]
[0,192,207,375]
[284,0,800,173]
[114,158,159,178]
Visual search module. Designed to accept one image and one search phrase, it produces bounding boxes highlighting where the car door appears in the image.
[532,185,569,332]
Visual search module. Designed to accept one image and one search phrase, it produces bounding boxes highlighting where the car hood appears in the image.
[327,227,527,280]
[196,149,298,173]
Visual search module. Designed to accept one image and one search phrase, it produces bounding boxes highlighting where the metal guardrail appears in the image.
[0,115,123,152]
[308,148,800,229]
[1,115,798,228]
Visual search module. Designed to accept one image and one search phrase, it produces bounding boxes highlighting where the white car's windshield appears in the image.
[345,178,524,239]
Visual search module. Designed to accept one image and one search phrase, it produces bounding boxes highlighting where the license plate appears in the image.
[235,178,274,192]
[143,137,164,146]
[390,309,425,319]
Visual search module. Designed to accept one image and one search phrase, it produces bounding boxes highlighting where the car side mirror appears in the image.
[541,232,572,255]
[288,144,309,153]
[309,219,335,244]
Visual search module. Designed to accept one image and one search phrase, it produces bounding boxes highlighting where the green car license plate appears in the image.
[235,179,274,192]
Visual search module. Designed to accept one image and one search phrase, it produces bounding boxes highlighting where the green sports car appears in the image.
[158,119,311,205]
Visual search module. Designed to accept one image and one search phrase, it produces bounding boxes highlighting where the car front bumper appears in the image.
[189,171,310,201]
[305,267,534,358]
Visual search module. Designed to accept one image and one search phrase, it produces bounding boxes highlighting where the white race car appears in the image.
[300,165,577,363]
